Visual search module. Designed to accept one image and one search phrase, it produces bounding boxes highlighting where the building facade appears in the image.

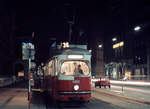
[104,24,150,80]
[0,6,15,76]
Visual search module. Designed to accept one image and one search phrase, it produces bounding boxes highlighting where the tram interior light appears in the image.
[68,55,83,59]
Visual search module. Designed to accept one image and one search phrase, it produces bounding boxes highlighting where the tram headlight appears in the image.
[74,85,79,91]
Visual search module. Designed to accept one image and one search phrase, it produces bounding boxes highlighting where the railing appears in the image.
[0,76,20,87]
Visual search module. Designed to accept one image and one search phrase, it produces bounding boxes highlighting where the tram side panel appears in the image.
[43,61,55,95]
[43,60,58,99]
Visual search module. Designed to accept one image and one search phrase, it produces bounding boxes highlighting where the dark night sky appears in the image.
[4,0,150,39]
[3,0,150,63]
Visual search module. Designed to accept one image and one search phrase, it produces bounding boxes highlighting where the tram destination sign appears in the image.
[22,42,35,60]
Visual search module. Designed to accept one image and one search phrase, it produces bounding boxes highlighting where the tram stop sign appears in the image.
[22,42,35,60]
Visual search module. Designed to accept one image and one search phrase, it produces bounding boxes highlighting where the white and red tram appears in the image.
[43,45,91,102]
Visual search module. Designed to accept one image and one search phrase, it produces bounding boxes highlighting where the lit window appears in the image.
[61,61,90,76]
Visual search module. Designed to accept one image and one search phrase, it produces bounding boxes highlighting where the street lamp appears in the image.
[112,37,117,42]
[134,26,141,31]
[89,50,92,53]
[98,44,102,48]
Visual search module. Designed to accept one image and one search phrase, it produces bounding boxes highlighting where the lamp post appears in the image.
[112,37,125,92]
[68,21,74,42]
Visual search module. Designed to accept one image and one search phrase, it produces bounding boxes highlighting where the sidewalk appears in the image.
[0,88,46,109]
[0,80,46,109]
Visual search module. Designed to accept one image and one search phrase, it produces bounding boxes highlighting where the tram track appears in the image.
[43,91,92,109]
[81,103,91,109]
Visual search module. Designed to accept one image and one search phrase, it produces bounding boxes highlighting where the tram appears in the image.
[43,45,91,102]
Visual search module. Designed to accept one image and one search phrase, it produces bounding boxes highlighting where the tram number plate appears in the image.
[72,80,80,84]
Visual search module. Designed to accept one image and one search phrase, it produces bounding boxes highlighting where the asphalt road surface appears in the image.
[0,82,150,109]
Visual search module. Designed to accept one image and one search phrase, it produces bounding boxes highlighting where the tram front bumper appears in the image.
[57,91,91,102]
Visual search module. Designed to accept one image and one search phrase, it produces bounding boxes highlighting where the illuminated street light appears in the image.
[89,50,92,53]
[98,44,102,48]
[112,37,117,42]
[134,26,141,31]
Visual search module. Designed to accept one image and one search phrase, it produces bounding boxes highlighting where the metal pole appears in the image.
[147,47,150,80]
[68,21,73,42]
[122,80,124,92]
[122,65,124,92]
[28,58,31,109]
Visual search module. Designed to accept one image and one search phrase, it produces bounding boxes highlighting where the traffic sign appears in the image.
[22,42,35,60]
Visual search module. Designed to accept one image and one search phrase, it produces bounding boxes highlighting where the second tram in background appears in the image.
[42,44,91,102]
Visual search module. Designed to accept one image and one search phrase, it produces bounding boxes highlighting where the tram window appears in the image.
[61,61,90,76]
[44,65,49,76]
[55,59,58,76]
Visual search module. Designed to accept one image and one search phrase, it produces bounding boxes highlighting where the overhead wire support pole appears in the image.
[28,32,34,109]
[68,21,73,42]
[68,14,75,43]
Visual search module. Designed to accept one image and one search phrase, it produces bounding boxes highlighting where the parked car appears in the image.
[95,77,111,88]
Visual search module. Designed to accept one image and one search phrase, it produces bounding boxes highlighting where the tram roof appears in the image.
[53,47,91,56]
